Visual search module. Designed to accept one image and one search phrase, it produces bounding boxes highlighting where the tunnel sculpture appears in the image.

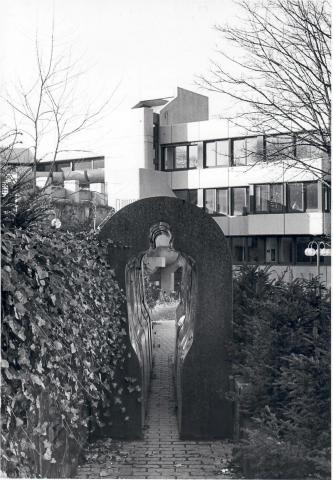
[99,196,233,439]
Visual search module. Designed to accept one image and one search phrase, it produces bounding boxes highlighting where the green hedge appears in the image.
[231,265,330,479]
[1,227,128,477]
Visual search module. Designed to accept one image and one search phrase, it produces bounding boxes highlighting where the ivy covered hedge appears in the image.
[231,265,331,479]
[1,227,129,478]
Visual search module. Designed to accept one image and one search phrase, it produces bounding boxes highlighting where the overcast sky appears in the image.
[2,0,241,158]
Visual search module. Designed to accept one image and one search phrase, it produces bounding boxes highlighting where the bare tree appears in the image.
[1,25,116,227]
[199,0,331,181]
[2,25,114,194]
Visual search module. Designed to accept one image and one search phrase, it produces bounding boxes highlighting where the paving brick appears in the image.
[76,320,236,479]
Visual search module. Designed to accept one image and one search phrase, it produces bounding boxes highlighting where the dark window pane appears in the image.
[233,139,247,166]
[93,158,105,169]
[73,159,92,171]
[270,184,283,212]
[174,190,188,201]
[188,189,198,205]
[205,142,216,167]
[36,162,51,172]
[189,145,198,168]
[232,187,248,215]
[255,184,269,212]
[266,135,294,160]
[56,161,71,172]
[232,237,246,263]
[216,140,229,166]
[279,237,293,263]
[287,183,304,212]
[216,189,228,215]
[296,134,323,159]
[248,237,265,263]
[305,182,318,210]
[164,147,173,170]
[205,189,215,213]
[175,146,187,169]
[246,137,257,164]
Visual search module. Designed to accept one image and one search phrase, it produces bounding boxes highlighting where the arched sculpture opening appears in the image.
[99,196,233,439]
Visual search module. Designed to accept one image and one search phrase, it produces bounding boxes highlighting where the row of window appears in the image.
[229,236,331,266]
[173,181,330,215]
[162,134,324,171]
[37,157,105,173]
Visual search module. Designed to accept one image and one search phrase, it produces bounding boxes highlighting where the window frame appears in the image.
[286,181,319,213]
[173,189,198,206]
[254,183,284,214]
[203,188,229,216]
[162,143,198,171]
[204,139,230,168]
[230,186,249,216]
[232,136,258,166]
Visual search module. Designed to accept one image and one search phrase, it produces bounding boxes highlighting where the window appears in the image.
[175,146,187,169]
[173,189,198,205]
[164,147,173,170]
[287,183,304,212]
[205,140,229,167]
[296,134,323,159]
[231,187,249,215]
[162,144,198,170]
[279,237,293,264]
[233,137,257,166]
[305,182,318,210]
[204,189,215,213]
[248,237,265,263]
[188,145,198,168]
[287,182,319,213]
[270,184,284,212]
[56,161,71,172]
[203,188,228,215]
[216,189,228,215]
[231,237,247,263]
[255,184,283,213]
[36,163,51,172]
[266,134,295,161]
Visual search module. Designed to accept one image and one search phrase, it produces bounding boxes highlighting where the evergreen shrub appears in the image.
[231,265,330,479]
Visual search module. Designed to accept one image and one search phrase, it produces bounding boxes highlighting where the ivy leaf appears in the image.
[54,341,63,351]
[35,266,48,280]
[8,318,26,341]
[31,374,45,389]
[15,417,24,427]
[1,359,9,369]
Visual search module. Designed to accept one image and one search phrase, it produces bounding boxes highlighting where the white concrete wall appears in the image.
[139,169,175,199]
[169,159,325,189]
[159,87,208,126]
[213,212,329,237]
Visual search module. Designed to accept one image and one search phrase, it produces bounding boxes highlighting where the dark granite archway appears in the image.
[99,196,233,439]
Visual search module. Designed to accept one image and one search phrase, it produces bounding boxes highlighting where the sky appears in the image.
[1,0,242,159]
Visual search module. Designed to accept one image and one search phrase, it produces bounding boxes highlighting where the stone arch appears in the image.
[99,196,233,439]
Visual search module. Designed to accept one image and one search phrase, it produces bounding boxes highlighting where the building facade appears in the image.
[35,87,331,284]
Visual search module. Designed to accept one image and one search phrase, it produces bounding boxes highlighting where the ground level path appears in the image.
[76,306,236,479]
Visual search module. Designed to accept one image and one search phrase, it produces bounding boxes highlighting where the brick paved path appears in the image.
[76,312,236,479]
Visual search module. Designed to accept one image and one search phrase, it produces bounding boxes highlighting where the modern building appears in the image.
[33,86,331,284]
